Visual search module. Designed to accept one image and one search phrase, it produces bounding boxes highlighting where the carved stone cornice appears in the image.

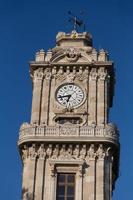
[20,143,118,162]
[53,66,89,83]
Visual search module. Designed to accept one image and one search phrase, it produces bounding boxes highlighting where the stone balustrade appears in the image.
[18,122,119,145]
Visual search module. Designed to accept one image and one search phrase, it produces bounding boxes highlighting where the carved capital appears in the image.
[47,144,53,157]
[90,68,98,81]
[98,68,107,81]
[22,145,29,161]
[38,144,46,159]
[33,68,44,81]
[87,144,96,159]
[52,144,59,159]
[73,145,80,158]
[44,68,52,80]
[29,144,37,159]
[80,144,86,159]
[96,144,105,159]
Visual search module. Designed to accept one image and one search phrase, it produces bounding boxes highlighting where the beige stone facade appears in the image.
[18,31,119,200]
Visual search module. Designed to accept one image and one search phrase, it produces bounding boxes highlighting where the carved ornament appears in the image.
[65,48,81,63]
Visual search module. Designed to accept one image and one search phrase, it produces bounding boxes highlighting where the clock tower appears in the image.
[18,30,119,200]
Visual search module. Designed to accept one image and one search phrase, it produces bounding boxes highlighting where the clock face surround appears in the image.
[56,83,84,108]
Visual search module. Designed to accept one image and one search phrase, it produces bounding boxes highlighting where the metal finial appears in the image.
[68,11,86,32]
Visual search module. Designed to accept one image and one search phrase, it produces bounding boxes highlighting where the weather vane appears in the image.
[68,11,86,32]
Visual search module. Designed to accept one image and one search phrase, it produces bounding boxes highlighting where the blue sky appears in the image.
[0,0,132,199]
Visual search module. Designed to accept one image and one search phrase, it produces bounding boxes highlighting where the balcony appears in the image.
[18,122,119,145]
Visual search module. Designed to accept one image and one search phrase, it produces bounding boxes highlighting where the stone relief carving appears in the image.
[55,73,66,82]
[21,143,115,163]
[90,68,98,81]
[87,144,96,159]
[19,123,119,142]
[78,165,83,177]
[22,145,29,161]
[29,144,37,159]
[65,48,81,63]
[66,73,76,82]
[106,123,119,138]
[80,145,86,159]
[46,144,52,157]
[52,144,59,159]
[59,126,78,136]
[20,122,31,131]
[98,68,107,81]
[44,68,52,80]
[34,68,44,80]
[73,145,80,158]
[38,144,46,159]
[97,144,105,159]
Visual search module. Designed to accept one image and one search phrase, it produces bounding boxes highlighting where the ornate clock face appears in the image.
[56,84,84,108]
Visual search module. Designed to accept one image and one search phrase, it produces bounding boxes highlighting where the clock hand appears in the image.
[58,94,71,101]
[66,94,71,102]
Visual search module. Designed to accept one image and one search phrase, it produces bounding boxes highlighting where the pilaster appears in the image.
[97,68,106,124]
[31,68,43,124]
[96,145,105,200]
[40,68,52,125]
[22,144,37,200]
[34,144,46,200]
[89,68,98,124]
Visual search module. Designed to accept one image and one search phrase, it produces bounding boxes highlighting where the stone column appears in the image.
[49,163,56,200]
[31,68,43,124]
[104,156,111,200]
[84,144,96,200]
[34,145,46,200]
[76,165,83,200]
[28,145,37,200]
[104,77,108,124]
[96,145,105,200]
[22,145,37,200]
[22,146,29,200]
[88,158,96,200]
[40,68,52,125]
[109,157,113,200]
[89,68,97,124]
[97,68,106,125]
